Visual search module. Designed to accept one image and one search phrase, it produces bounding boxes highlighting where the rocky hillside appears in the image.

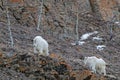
[0,0,120,38]
[0,0,120,80]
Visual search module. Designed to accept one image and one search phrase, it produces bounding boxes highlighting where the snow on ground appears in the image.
[96,45,106,51]
[71,41,85,46]
[80,31,98,41]
[115,21,119,24]
[72,31,107,51]
[92,36,103,41]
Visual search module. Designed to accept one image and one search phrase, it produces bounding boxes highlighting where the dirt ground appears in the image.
[0,17,120,80]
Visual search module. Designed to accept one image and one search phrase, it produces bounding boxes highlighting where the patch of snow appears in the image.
[80,31,98,41]
[92,36,103,41]
[71,43,76,46]
[115,21,120,26]
[93,31,98,34]
[78,41,85,45]
[96,45,106,51]
[71,41,85,46]
[115,21,119,24]
[80,33,92,40]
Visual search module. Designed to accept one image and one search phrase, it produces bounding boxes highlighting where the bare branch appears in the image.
[0,0,4,10]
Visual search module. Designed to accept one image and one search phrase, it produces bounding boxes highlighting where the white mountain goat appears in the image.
[33,36,49,56]
[83,56,106,75]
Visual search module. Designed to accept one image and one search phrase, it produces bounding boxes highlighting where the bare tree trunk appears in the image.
[75,8,79,45]
[63,2,67,38]
[37,0,43,30]
[6,6,14,48]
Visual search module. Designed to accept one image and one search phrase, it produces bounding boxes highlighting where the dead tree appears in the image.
[6,6,14,48]
[37,0,43,30]
[63,2,68,38]
[74,1,84,45]
[75,8,79,45]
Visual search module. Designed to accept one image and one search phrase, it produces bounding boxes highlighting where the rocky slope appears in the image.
[0,0,120,80]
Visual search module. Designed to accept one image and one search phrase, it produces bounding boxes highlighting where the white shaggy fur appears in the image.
[84,56,106,75]
[33,36,49,56]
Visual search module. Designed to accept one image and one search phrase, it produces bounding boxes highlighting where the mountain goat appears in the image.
[84,56,106,75]
[33,36,49,56]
